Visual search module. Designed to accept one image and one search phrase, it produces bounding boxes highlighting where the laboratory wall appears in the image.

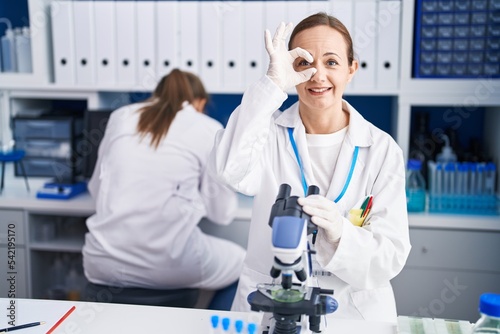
[1,0,398,134]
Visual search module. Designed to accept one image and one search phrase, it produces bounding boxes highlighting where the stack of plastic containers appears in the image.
[413,0,500,78]
[428,161,498,214]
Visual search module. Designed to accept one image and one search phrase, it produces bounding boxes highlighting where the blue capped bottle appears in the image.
[406,159,426,212]
[471,293,500,333]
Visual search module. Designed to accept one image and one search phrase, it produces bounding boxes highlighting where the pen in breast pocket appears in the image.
[360,195,373,218]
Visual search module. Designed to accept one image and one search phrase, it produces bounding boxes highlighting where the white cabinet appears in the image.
[392,226,500,323]
[28,212,89,300]
[0,208,91,300]
[0,210,29,298]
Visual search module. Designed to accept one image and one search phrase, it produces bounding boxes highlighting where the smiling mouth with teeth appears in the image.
[309,88,331,93]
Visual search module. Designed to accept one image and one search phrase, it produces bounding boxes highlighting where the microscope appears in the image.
[247,184,338,334]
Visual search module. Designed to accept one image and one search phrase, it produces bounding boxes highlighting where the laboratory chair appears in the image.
[0,150,30,193]
[83,282,200,308]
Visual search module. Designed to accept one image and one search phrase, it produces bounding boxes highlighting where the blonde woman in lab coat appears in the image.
[83,69,245,308]
[210,13,411,322]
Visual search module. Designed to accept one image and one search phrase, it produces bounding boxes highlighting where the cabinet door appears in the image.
[0,210,25,245]
[392,227,500,323]
[0,210,28,298]
[0,247,28,298]
[392,267,500,323]
[407,228,500,272]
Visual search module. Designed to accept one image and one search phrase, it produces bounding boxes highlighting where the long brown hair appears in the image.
[185,71,209,104]
[137,69,201,149]
[289,12,355,66]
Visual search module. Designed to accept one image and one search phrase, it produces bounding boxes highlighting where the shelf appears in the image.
[0,81,402,96]
[408,212,500,231]
[400,79,500,102]
[30,237,84,252]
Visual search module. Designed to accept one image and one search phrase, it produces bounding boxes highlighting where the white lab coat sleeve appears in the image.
[316,143,411,289]
[209,76,287,195]
[200,165,239,226]
[87,110,120,198]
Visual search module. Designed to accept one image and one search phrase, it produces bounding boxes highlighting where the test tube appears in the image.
[444,163,456,210]
[485,162,497,196]
[456,163,465,195]
[444,162,455,194]
[477,164,485,195]
[429,161,436,196]
[463,162,470,196]
[469,162,477,195]
[436,163,443,210]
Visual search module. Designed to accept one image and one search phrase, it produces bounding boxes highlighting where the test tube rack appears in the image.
[427,161,499,215]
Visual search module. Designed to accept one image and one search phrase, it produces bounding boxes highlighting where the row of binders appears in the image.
[51,0,402,93]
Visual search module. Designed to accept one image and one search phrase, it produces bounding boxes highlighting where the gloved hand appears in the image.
[298,195,343,243]
[265,22,317,91]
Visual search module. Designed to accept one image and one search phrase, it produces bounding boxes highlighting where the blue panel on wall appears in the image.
[205,94,394,140]
[129,91,153,103]
[205,94,243,127]
[345,96,394,137]
[0,1,29,37]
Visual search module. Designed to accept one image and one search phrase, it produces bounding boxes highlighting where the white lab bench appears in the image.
[0,171,253,301]
[0,298,403,334]
[0,171,499,323]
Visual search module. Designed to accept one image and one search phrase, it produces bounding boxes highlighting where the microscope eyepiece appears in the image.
[276,183,291,201]
[307,185,320,196]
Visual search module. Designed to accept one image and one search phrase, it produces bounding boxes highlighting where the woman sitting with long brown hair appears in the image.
[82,69,245,310]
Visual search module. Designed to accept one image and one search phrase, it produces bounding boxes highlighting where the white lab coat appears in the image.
[83,102,245,290]
[210,77,411,322]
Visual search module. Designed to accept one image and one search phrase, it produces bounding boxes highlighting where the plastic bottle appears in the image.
[409,112,434,185]
[47,255,67,299]
[65,266,81,301]
[436,134,457,163]
[470,293,500,333]
[51,256,66,289]
[406,159,426,212]
[1,19,17,72]
[15,26,32,73]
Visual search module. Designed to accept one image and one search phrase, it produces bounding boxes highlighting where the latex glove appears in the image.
[298,195,343,243]
[264,22,317,91]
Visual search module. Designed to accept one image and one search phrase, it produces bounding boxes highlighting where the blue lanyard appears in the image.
[287,127,359,202]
